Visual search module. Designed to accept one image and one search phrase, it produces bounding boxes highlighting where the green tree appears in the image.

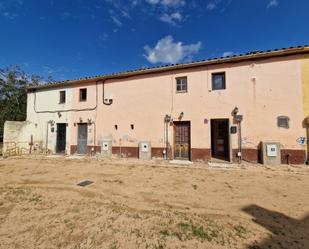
[0,66,40,142]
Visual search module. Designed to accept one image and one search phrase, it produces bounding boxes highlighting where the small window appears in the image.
[79,88,87,101]
[176,77,187,93]
[277,116,289,128]
[114,125,118,130]
[212,72,226,90]
[131,124,134,130]
[59,91,66,104]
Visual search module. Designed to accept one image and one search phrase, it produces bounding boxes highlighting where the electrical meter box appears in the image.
[101,139,112,157]
[261,141,281,165]
[139,141,151,160]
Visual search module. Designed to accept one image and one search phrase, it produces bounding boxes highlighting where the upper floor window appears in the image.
[277,116,290,128]
[212,72,226,90]
[176,77,187,93]
[79,88,87,101]
[59,91,66,104]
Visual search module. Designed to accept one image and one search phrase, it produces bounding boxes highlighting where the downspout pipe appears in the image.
[238,120,242,164]
[45,120,53,154]
[307,124,309,165]
[45,122,49,154]
[102,79,113,105]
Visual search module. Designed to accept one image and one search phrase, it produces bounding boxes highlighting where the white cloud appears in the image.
[60,11,71,19]
[222,51,233,57]
[206,2,216,10]
[206,0,232,12]
[146,0,185,8]
[3,11,18,19]
[146,0,160,4]
[111,15,122,27]
[159,11,182,25]
[267,0,278,8]
[144,35,202,64]
[161,0,185,7]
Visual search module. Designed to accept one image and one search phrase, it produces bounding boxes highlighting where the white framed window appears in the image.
[176,77,187,93]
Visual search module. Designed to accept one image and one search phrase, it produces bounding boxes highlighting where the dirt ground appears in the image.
[0,156,308,249]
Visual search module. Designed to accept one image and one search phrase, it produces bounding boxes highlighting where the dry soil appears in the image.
[0,156,308,249]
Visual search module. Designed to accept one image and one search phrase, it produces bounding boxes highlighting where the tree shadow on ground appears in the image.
[243,204,309,249]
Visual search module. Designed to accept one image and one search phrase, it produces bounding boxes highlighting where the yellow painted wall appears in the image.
[301,55,309,117]
[301,55,309,163]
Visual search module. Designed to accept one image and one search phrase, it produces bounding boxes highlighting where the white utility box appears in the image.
[261,141,281,165]
[101,139,112,157]
[139,141,151,160]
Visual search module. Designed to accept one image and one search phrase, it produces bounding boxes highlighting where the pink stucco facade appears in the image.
[66,54,306,163]
[14,47,308,163]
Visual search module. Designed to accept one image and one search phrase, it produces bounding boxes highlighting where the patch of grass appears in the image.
[157,216,245,246]
[159,229,170,236]
[109,241,119,249]
[177,221,215,241]
[28,194,43,205]
[132,228,142,237]
[154,242,166,249]
[233,224,248,239]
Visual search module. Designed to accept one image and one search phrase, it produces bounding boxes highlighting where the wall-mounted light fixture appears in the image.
[232,107,239,116]
[178,112,184,120]
[164,114,172,123]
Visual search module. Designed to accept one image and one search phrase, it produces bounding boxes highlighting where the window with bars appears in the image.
[277,116,289,128]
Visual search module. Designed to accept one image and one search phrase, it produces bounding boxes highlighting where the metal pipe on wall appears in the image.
[45,122,49,154]
[307,125,309,165]
[238,120,242,164]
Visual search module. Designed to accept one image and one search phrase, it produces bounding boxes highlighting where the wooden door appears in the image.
[174,122,191,160]
[77,123,88,154]
[211,119,229,160]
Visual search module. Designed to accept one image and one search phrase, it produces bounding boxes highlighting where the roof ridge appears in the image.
[29,44,309,90]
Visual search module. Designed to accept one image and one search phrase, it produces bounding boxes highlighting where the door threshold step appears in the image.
[208,162,235,168]
[169,160,193,165]
[46,155,65,158]
[66,155,85,160]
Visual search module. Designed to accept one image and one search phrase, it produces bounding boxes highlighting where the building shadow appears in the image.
[242,204,309,249]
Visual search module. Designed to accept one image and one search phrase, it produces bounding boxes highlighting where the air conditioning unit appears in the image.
[101,139,112,157]
[261,141,281,165]
[139,141,151,160]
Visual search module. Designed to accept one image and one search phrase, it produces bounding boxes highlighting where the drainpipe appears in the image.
[232,107,243,164]
[102,79,113,105]
[93,121,96,154]
[307,122,309,165]
[45,122,49,154]
[164,115,171,160]
[238,120,242,164]
[166,122,169,160]
[45,120,54,154]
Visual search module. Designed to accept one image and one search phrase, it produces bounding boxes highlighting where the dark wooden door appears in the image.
[174,122,191,160]
[56,123,66,153]
[77,123,88,154]
[211,119,229,160]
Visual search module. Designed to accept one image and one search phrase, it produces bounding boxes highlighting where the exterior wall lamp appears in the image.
[178,112,184,120]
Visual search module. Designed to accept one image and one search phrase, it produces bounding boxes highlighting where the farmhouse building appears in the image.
[3,46,309,164]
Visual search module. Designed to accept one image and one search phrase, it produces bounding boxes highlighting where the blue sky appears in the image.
[0,0,308,81]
